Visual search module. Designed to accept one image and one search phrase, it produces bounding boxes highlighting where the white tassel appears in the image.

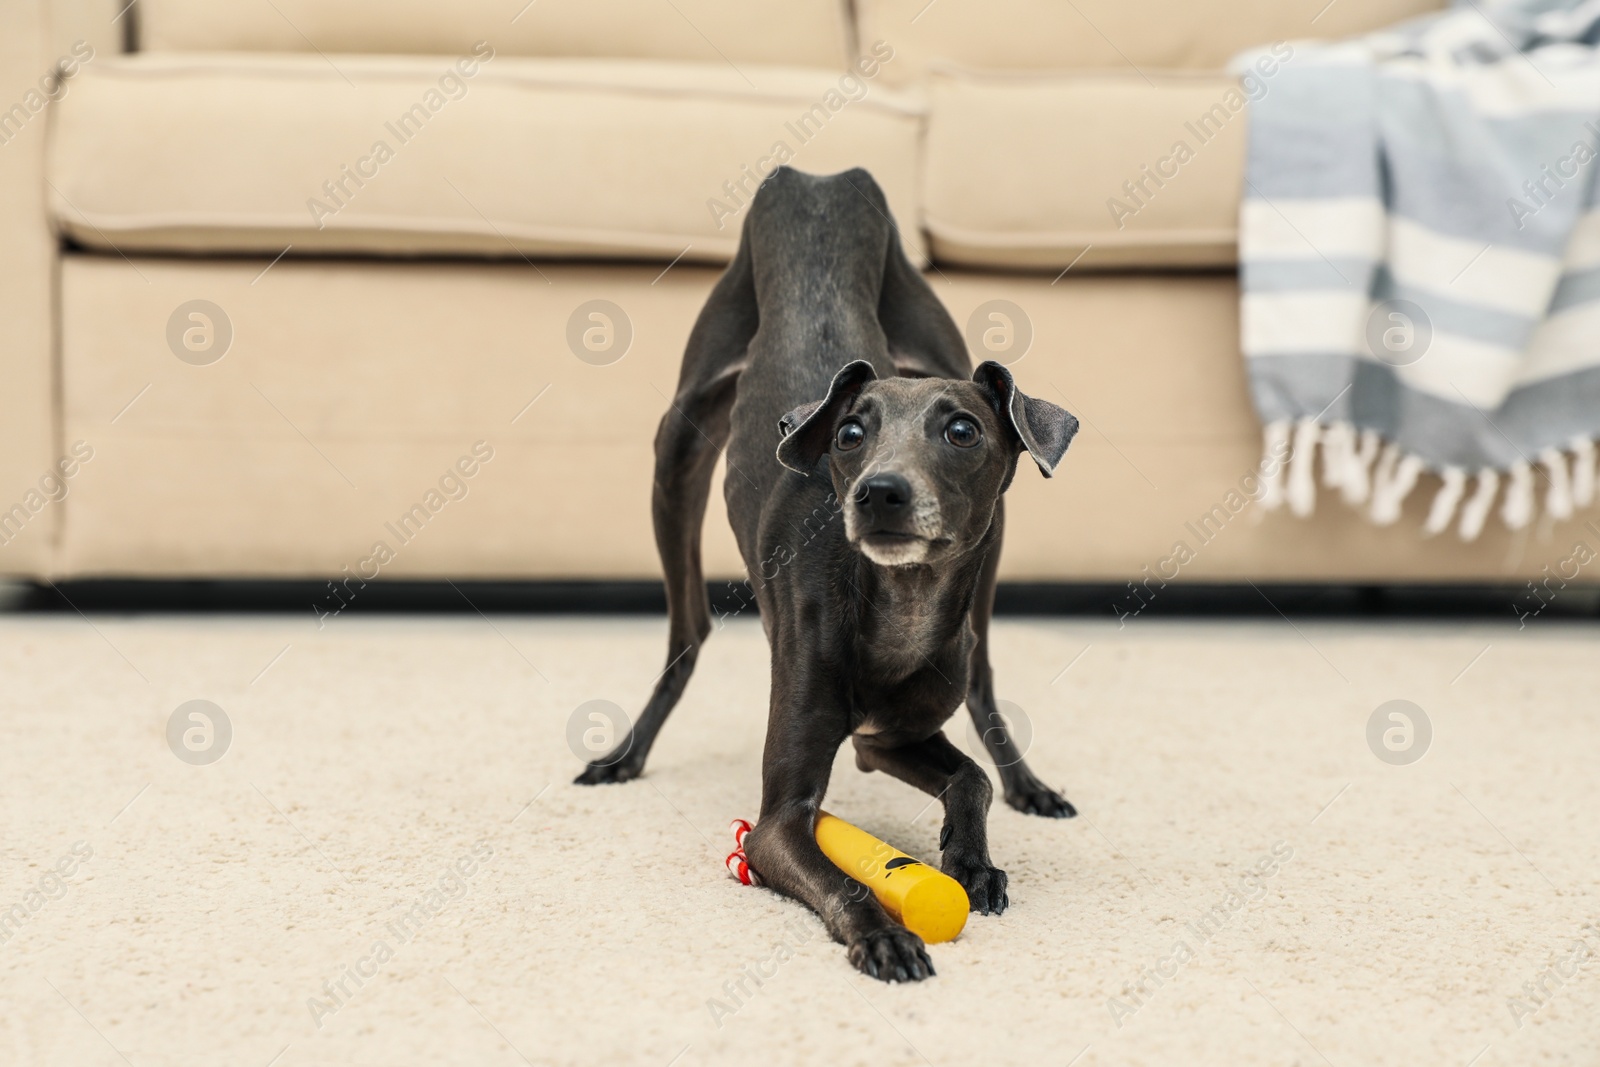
[1342,429,1382,507]
[1501,460,1535,530]
[1368,443,1401,515]
[1540,448,1574,521]
[1458,469,1500,542]
[1394,455,1424,506]
[1321,423,1353,491]
[1287,418,1320,517]
[1570,437,1595,509]
[1259,420,1291,511]
[1372,452,1423,525]
[1423,467,1467,536]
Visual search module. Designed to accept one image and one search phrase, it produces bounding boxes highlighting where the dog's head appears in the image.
[776,361,1078,567]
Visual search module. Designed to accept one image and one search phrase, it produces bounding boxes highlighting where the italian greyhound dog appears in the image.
[576,166,1079,981]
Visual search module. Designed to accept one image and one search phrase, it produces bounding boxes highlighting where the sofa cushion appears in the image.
[47,53,925,264]
[139,0,853,70]
[925,68,1249,270]
[857,0,1448,87]
[60,255,1568,581]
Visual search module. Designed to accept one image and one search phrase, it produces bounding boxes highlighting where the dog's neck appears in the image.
[849,525,995,677]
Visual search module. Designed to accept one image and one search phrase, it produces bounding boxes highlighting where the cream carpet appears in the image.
[1,613,1596,1067]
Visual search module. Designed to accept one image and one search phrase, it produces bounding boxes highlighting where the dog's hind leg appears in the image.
[575,243,756,786]
[965,499,1078,817]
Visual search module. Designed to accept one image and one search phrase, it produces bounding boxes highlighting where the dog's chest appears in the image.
[849,621,971,739]
[859,575,971,662]
[862,617,948,678]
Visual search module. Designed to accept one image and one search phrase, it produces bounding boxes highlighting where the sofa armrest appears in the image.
[0,0,71,576]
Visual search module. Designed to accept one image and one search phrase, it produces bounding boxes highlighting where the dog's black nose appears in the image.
[855,474,911,522]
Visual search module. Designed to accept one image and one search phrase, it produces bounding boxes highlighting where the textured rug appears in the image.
[0,613,1595,1066]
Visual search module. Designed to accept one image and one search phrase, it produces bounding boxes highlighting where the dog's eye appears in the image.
[835,420,865,451]
[944,417,980,448]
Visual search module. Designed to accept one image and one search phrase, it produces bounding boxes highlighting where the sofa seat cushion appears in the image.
[48,53,925,264]
[924,68,1253,271]
[857,0,1447,87]
[139,0,853,70]
[59,255,1567,581]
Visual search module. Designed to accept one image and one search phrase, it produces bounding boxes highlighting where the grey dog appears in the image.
[576,166,1080,982]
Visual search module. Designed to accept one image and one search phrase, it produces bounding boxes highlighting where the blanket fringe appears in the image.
[1422,467,1467,536]
[1501,461,1535,531]
[1372,453,1423,525]
[1540,448,1575,521]
[1255,426,1600,537]
[1368,443,1401,521]
[1320,423,1354,490]
[1287,418,1321,517]
[1259,420,1291,511]
[1570,437,1596,508]
[1458,469,1500,542]
[1341,429,1381,506]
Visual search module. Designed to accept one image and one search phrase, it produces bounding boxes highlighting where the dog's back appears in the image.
[723,168,901,554]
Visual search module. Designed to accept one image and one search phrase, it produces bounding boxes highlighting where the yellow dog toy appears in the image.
[727,812,969,944]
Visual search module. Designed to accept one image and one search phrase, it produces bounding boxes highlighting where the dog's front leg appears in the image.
[853,732,1008,915]
[743,689,935,983]
[966,501,1076,819]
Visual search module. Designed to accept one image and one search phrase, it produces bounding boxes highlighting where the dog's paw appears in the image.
[943,854,1009,915]
[847,926,935,983]
[1005,783,1076,819]
[573,758,642,785]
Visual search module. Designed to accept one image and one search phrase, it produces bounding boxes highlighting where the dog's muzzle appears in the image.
[850,473,933,565]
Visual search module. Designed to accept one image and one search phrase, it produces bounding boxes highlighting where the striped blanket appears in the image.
[1237,0,1600,539]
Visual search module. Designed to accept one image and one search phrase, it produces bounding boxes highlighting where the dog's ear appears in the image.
[972,361,1079,478]
[776,360,877,475]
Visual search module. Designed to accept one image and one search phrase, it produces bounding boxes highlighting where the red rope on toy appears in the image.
[725,818,761,886]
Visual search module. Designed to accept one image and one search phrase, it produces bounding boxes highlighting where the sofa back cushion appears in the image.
[48,55,927,266]
[858,0,1448,85]
[138,0,853,70]
[923,68,1248,270]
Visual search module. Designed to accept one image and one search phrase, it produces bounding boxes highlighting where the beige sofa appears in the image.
[4,0,1589,585]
